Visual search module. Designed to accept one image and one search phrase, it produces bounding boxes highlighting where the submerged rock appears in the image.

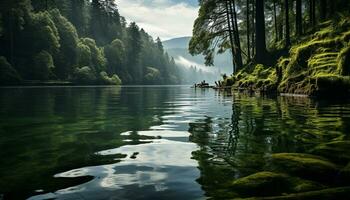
[311,140,350,164]
[231,172,291,196]
[233,186,350,200]
[269,153,339,182]
[231,171,324,197]
[339,162,350,183]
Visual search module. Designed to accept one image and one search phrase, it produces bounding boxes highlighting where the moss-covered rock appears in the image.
[231,172,291,196]
[311,141,350,164]
[233,186,350,200]
[232,64,278,93]
[292,178,324,193]
[269,153,339,182]
[232,17,350,96]
[231,171,324,197]
[338,46,350,76]
[338,162,350,183]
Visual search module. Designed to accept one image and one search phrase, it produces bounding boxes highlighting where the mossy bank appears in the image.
[222,17,350,97]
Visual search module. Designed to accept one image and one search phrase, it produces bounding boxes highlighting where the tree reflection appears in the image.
[189,92,350,199]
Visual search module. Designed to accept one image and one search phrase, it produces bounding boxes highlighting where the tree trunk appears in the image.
[296,0,302,36]
[8,10,14,66]
[312,0,316,28]
[247,0,251,61]
[255,0,267,63]
[230,0,243,70]
[252,0,255,58]
[320,0,327,21]
[225,0,237,73]
[312,0,316,27]
[309,0,312,26]
[329,0,335,17]
[285,0,291,47]
[279,0,284,40]
[273,0,278,42]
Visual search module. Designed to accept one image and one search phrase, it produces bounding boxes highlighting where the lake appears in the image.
[1,86,350,199]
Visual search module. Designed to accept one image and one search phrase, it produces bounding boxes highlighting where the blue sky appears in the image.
[116,0,199,40]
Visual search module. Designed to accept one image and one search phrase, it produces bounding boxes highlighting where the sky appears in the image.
[115,0,199,41]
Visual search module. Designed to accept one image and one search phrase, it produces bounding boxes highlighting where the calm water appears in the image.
[1,86,350,199]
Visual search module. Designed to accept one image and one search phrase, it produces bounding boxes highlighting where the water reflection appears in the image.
[189,93,350,199]
[0,86,350,199]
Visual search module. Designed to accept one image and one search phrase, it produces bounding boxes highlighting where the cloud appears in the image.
[116,0,199,40]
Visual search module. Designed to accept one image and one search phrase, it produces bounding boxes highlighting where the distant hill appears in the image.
[163,37,233,75]
[163,37,191,49]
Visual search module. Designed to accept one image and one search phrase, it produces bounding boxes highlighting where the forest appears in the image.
[190,0,350,96]
[0,0,185,85]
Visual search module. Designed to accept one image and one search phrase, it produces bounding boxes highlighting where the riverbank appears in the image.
[221,17,350,97]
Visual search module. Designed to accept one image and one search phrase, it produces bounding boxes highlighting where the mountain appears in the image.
[163,37,234,76]
[163,37,191,49]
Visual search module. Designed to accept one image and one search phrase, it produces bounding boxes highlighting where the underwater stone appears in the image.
[232,186,350,200]
[269,153,339,182]
[311,141,350,164]
[231,172,291,196]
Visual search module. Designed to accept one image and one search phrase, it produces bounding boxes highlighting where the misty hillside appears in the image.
[163,37,233,75]
[163,37,191,49]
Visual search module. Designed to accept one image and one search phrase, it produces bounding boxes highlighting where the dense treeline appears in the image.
[190,0,350,95]
[0,0,181,85]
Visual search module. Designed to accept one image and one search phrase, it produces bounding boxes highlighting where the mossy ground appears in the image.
[226,17,350,96]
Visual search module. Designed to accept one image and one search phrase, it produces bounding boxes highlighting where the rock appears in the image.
[231,172,291,196]
[292,179,325,193]
[310,141,350,164]
[232,186,350,200]
[231,171,323,197]
[338,162,350,183]
[269,153,339,183]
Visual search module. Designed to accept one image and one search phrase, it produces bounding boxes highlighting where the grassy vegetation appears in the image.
[224,17,350,96]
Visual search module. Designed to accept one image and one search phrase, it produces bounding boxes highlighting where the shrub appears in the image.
[33,51,55,80]
[0,56,21,85]
[79,38,106,72]
[73,66,96,84]
[144,67,161,84]
[99,71,121,85]
[104,39,126,74]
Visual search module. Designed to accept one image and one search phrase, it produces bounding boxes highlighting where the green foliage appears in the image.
[33,50,55,80]
[29,11,60,54]
[0,56,21,84]
[49,9,79,79]
[79,38,106,73]
[104,39,126,74]
[73,66,96,84]
[99,71,121,85]
[235,17,350,96]
[144,67,161,84]
[77,41,92,67]
[232,64,277,92]
[0,0,182,85]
